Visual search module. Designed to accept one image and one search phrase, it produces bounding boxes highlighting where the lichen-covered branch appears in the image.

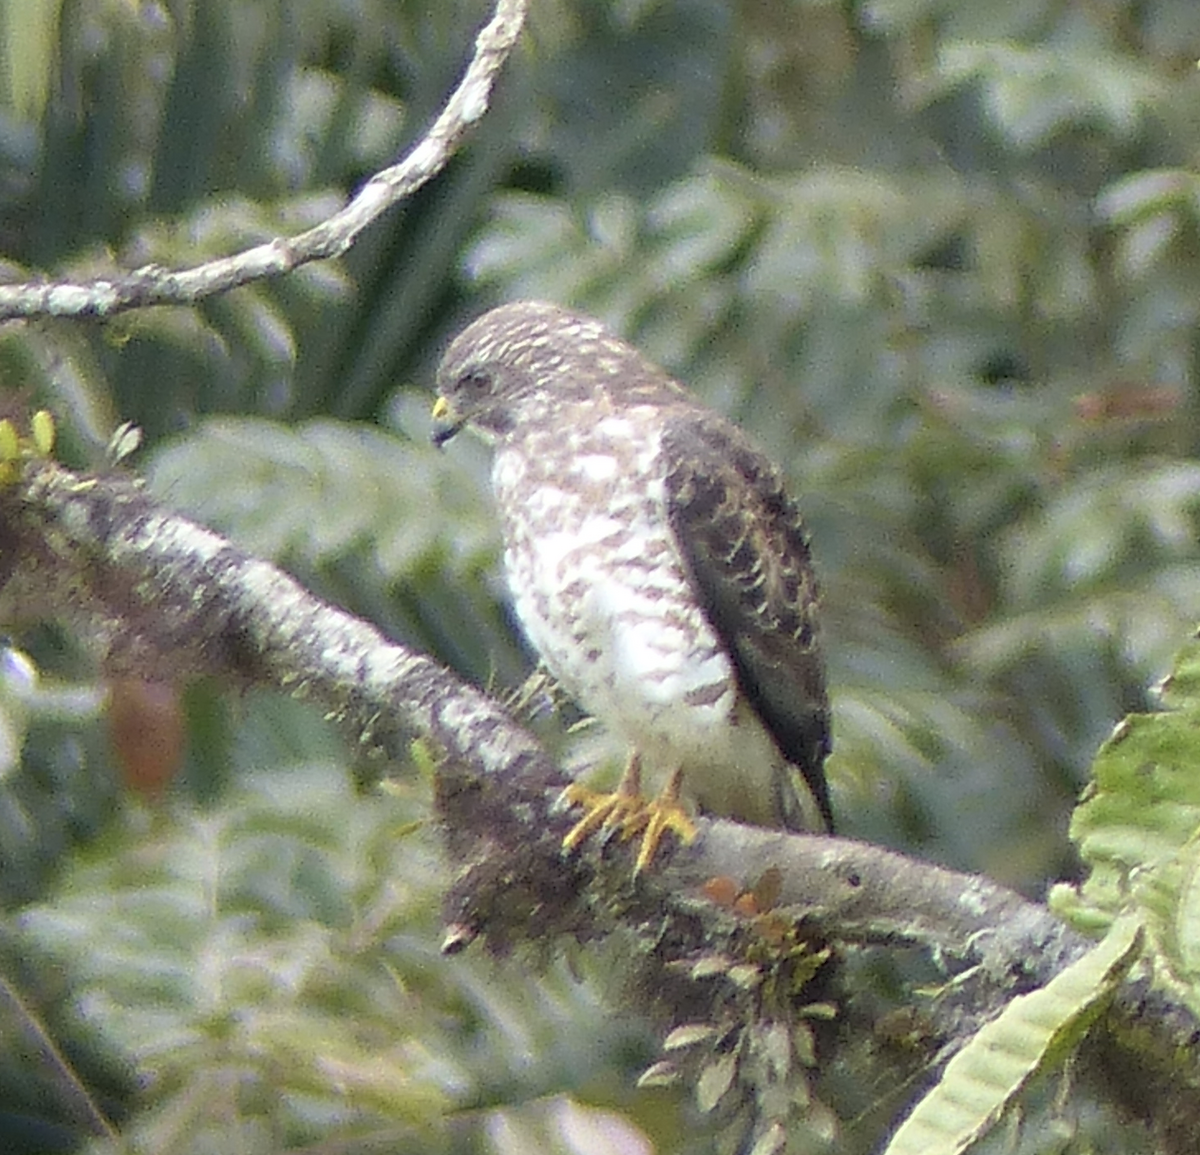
[0,461,554,791]
[1,460,1197,1149]
[0,0,528,321]
[0,458,1072,993]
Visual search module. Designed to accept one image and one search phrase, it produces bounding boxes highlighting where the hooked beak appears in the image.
[430,396,465,448]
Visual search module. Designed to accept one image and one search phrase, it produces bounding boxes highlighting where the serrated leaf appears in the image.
[1156,634,1200,710]
[1061,627,1200,956]
[883,916,1142,1155]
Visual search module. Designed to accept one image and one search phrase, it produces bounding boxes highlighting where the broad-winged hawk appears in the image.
[432,301,832,865]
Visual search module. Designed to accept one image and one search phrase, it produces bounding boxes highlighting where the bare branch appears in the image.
[0,0,529,321]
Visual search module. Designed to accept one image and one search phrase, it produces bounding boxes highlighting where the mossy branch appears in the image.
[0,459,1198,1150]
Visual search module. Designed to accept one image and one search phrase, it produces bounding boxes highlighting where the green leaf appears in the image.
[883,916,1142,1155]
[12,764,457,1151]
[146,416,497,578]
[1052,631,1200,1014]
[1157,634,1200,711]
[934,41,1162,148]
[696,1051,738,1114]
[9,743,656,1153]
[0,0,61,119]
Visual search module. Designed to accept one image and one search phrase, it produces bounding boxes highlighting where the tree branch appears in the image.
[0,0,528,321]
[0,0,1186,1145]
[0,461,553,790]
[1,459,1198,1150]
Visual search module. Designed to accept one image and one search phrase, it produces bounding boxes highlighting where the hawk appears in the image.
[432,301,833,867]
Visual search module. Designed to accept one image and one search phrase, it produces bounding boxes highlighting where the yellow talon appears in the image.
[560,758,697,871]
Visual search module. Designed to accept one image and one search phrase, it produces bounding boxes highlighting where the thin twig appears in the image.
[0,0,529,321]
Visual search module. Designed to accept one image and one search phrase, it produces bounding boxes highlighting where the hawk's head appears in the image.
[431,300,678,446]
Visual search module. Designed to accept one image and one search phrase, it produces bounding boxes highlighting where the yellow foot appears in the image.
[560,763,697,872]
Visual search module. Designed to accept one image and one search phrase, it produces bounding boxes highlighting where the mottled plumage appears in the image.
[432,301,833,846]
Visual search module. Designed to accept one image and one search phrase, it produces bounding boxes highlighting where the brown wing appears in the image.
[661,410,833,833]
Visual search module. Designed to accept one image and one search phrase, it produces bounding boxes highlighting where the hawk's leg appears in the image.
[560,752,645,855]
[625,766,697,873]
[560,755,697,872]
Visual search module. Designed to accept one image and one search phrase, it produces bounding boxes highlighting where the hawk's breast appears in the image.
[492,408,740,769]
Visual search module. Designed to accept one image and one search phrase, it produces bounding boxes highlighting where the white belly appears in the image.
[514,524,734,754]
[493,427,787,826]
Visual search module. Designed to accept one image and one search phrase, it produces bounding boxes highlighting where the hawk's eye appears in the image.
[458,371,492,393]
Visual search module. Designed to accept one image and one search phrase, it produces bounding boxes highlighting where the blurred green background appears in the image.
[0,0,1198,1151]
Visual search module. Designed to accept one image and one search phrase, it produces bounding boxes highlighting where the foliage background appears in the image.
[1,0,1199,1151]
